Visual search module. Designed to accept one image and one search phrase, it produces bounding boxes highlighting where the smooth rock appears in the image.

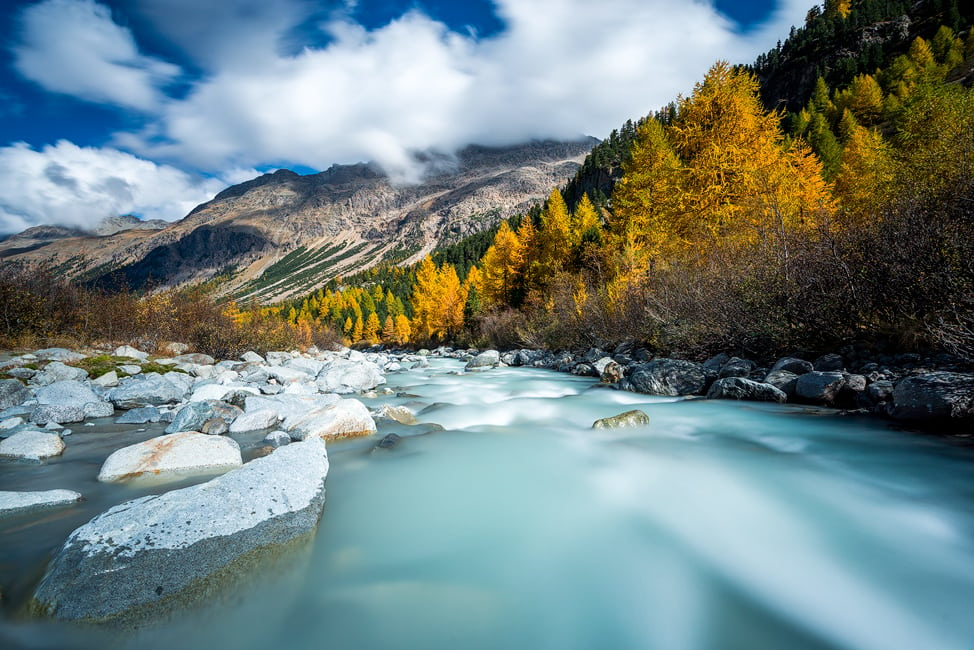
[0,490,83,517]
[1,416,25,430]
[32,438,329,624]
[706,377,787,403]
[229,409,280,433]
[0,430,65,461]
[93,371,119,388]
[771,357,814,375]
[108,374,187,409]
[702,353,730,371]
[172,353,216,366]
[262,430,291,447]
[373,433,402,450]
[98,432,242,482]
[795,372,847,405]
[240,351,265,364]
[166,401,241,434]
[114,346,149,361]
[32,362,88,386]
[35,380,102,410]
[315,360,385,394]
[372,404,418,425]
[116,407,163,424]
[0,379,30,410]
[592,410,650,429]
[287,399,377,441]
[763,370,799,397]
[813,353,845,372]
[465,350,501,370]
[891,372,974,422]
[119,364,142,376]
[200,417,229,436]
[628,359,712,396]
[718,357,756,379]
[35,348,85,362]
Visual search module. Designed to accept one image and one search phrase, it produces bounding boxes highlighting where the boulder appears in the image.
[592,410,650,429]
[763,370,799,397]
[813,353,845,372]
[93,371,119,388]
[166,401,241,434]
[107,374,187,409]
[628,359,712,396]
[32,362,88,386]
[0,379,30,410]
[31,438,329,625]
[890,372,974,422]
[35,380,102,410]
[465,350,501,370]
[865,380,894,403]
[0,430,66,461]
[30,405,86,426]
[200,418,229,436]
[702,353,730,371]
[172,353,216,366]
[262,430,291,447]
[372,404,418,425]
[315,360,385,394]
[160,342,189,356]
[286,399,377,441]
[795,371,847,405]
[189,383,257,403]
[706,377,787,403]
[770,357,814,375]
[600,361,625,384]
[718,357,756,379]
[116,407,163,424]
[35,348,86,362]
[286,358,326,376]
[240,351,265,364]
[97,432,242,483]
[114,345,149,361]
[0,490,83,518]
[228,409,280,433]
[592,357,615,376]
[265,351,293,366]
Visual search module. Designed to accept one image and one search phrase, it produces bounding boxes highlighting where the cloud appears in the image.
[12,0,179,111]
[0,141,227,234]
[118,0,811,181]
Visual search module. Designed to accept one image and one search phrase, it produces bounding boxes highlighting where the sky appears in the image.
[0,0,812,234]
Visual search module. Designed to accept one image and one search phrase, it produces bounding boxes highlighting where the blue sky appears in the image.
[0,0,808,233]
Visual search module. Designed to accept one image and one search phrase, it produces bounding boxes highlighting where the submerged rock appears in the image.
[373,433,402,450]
[31,438,329,626]
[97,432,242,483]
[592,410,650,429]
[0,430,65,461]
[0,489,83,517]
[372,404,418,425]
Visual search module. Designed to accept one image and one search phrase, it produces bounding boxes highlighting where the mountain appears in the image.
[0,139,596,302]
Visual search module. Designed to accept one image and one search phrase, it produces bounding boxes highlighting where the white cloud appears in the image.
[0,141,226,234]
[121,0,811,181]
[13,0,179,111]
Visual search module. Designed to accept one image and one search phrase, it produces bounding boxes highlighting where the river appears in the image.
[3,358,974,649]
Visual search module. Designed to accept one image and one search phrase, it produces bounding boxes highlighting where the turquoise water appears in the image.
[3,359,974,649]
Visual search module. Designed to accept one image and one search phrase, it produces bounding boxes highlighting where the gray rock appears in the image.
[35,380,102,410]
[316,360,385,394]
[265,351,293,366]
[114,346,149,361]
[770,357,814,375]
[763,370,799,397]
[571,363,598,377]
[172,353,216,366]
[35,348,86,362]
[628,359,712,396]
[32,362,88,386]
[795,372,847,405]
[813,353,845,372]
[108,374,187,409]
[891,372,974,422]
[229,409,280,433]
[93,370,119,388]
[200,417,229,436]
[32,438,329,625]
[286,358,326,376]
[116,407,163,424]
[702,353,730,371]
[592,410,650,429]
[98,432,242,483]
[240,351,265,364]
[31,405,86,425]
[84,401,115,419]
[373,433,402,450]
[166,401,241,434]
[119,364,142,375]
[6,367,36,380]
[718,357,756,379]
[1,415,25,430]
[465,350,501,370]
[865,380,894,403]
[0,430,66,461]
[706,377,787,403]
[0,379,30,410]
[262,430,291,447]
[286,399,377,441]
[592,357,615,376]
[0,489,83,518]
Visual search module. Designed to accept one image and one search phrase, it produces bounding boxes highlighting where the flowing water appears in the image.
[3,359,974,649]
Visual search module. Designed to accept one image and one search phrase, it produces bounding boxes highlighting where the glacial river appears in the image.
[3,358,974,649]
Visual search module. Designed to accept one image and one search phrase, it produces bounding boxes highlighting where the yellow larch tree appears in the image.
[476,221,525,308]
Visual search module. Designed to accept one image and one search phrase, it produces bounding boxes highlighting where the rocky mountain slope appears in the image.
[0,139,595,302]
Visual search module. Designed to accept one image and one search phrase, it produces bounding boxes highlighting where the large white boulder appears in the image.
[31,438,329,625]
[315,360,385,394]
[0,489,83,517]
[0,430,65,461]
[228,409,280,433]
[97,432,242,483]
[286,398,377,441]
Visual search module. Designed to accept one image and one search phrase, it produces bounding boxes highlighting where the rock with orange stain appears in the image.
[97,431,242,483]
[285,398,376,441]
